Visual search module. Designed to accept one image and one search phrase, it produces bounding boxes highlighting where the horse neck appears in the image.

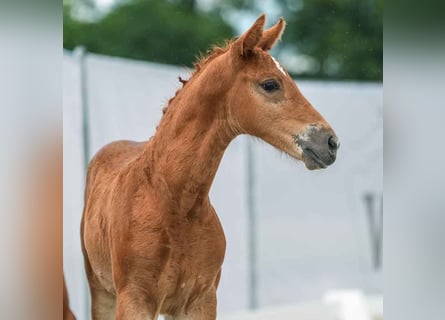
[145,70,235,212]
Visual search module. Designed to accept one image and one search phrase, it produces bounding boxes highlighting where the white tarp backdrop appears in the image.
[63,51,382,319]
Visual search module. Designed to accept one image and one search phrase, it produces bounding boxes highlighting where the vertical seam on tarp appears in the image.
[76,46,91,172]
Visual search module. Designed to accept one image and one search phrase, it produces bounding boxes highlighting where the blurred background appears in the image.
[63,0,382,81]
[63,0,382,319]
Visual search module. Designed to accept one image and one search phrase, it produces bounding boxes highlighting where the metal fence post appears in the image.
[73,46,91,320]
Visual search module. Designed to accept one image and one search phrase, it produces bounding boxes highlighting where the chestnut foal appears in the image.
[81,14,339,320]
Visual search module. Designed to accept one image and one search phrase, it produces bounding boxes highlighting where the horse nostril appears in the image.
[328,135,339,151]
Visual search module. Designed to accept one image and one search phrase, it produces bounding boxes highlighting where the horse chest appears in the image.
[161,210,225,269]
[168,213,226,267]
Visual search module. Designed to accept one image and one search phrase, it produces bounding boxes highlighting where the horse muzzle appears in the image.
[294,125,340,170]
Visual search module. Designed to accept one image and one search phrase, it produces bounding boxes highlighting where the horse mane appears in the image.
[194,39,233,74]
[159,40,234,121]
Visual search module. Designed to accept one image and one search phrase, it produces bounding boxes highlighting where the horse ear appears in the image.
[258,17,286,51]
[233,14,266,57]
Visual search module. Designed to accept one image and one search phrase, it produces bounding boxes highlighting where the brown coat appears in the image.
[81,14,338,320]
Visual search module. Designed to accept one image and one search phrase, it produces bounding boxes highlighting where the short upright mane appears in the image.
[159,40,234,121]
[194,40,233,74]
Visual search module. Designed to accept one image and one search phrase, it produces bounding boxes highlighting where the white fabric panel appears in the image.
[254,81,382,306]
[85,54,189,154]
[63,52,89,319]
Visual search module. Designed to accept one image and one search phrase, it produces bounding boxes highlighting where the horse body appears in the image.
[81,14,339,320]
[82,136,226,319]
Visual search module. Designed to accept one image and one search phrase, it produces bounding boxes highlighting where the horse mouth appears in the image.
[302,148,328,170]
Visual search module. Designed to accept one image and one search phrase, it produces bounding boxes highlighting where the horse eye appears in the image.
[261,80,280,92]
